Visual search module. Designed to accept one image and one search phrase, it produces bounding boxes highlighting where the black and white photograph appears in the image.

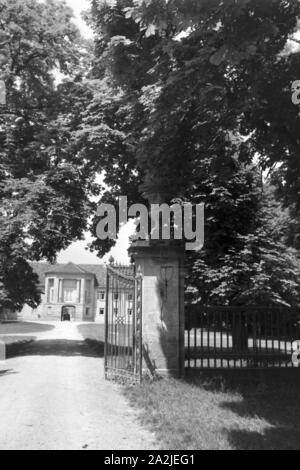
[0,0,300,453]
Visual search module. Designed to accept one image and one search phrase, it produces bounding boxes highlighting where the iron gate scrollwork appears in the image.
[105,264,142,383]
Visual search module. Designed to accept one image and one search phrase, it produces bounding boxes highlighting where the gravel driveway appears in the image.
[0,322,157,450]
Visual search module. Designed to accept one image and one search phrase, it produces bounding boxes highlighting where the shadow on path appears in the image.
[6,339,104,359]
[0,369,18,378]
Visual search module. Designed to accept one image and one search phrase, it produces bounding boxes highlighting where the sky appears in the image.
[57,0,135,265]
[65,0,93,39]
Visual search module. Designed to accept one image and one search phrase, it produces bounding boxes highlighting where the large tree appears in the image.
[82,0,300,306]
[0,0,94,312]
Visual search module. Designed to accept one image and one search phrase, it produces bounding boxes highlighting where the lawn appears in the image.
[0,335,36,345]
[0,336,36,360]
[0,322,53,359]
[0,322,54,335]
[124,370,300,450]
[77,323,105,342]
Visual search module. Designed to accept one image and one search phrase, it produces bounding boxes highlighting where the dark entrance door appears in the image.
[61,306,75,322]
[105,264,142,383]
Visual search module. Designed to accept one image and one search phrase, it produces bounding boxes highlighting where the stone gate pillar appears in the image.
[129,240,185,378]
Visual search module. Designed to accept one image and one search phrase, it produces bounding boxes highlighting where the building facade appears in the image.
[20,263,107,323]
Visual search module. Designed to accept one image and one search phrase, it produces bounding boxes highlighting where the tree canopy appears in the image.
[82,0,300,306]
[1,0,300,310]
[0,0,93,311]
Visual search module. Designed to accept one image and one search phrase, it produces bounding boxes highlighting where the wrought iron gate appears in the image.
[105,264,142,383]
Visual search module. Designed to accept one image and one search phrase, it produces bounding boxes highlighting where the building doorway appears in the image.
[61,306,75,322]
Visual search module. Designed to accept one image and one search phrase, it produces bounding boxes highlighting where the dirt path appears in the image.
[0,323,157,450]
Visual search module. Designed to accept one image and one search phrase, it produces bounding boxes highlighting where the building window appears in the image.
[97,291,105,301]
[128,309,133,316]
[99,309,104,316]
[48,279,54,303]
[62,279,77,303]
[114,293,119,301]
[114,308,118,316]
[128,293,133,301]
[86,307,90,316]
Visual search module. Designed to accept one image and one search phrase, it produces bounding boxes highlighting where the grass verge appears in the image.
[0,335,35,345]
[0,336,35,359]
[0,322,54,335]
[77,323,105,342]
[123,370,300,450]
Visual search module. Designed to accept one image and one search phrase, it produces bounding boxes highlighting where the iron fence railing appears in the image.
[185,306,300,369]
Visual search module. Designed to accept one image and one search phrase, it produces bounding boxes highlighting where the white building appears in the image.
[19,262,107,323]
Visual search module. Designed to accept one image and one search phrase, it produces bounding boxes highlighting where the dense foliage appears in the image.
[0,0,93,311]
[83,0,300,306]
[1,0,300,310]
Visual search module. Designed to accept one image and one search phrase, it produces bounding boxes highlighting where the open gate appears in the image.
[105,264,142,383]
